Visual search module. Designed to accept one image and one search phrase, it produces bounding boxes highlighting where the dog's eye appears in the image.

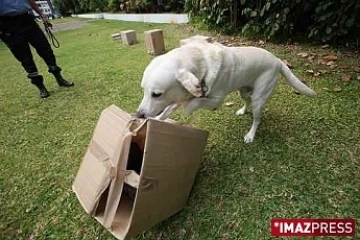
[151,92,162,98]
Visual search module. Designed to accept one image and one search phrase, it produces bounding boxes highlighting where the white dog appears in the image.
[136,39,316,143]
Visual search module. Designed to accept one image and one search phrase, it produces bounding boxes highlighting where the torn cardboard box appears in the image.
[72,105,208,239]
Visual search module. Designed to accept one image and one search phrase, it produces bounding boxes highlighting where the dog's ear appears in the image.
[175,69,202,97]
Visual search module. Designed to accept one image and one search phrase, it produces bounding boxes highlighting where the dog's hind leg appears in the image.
[236,87,252,116]
[244,76,278,143]
[243,97,265,143]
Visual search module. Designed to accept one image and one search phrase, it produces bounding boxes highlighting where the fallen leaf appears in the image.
[283,60,293,69]
[354,66,360,73]
[357,75,360,80]
[308,55,315,62]
[323,54,337,61]
[319,70,329,74]
[333,86,342,92]
[306,69,314,74]
[222,233,231,240]
[314,72,321,77]
[249,167,254,173]
[338,65,349,70]
[341,74,352,82]
[321,44,330,49]
[304,63,310,67]
[322,87,331,92]
[225,102,234,107]
[326,61,335,66]
[317,59,327,65]
[329,64,338,69]
[259,40,265,45]
[226,220,239,229]
[297,52,309,58]
[285,45,297,51]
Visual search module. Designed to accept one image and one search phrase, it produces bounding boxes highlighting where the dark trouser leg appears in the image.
[28,75,50,99]
[7,40,38,76]
[0,26,50,98]
[26,21,57,67]
[27,23,74,87]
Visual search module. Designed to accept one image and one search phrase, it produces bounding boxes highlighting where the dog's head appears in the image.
[136,43,223,119]
[136,65,204,118]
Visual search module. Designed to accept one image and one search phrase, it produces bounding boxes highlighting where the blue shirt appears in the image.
[0,0,32,16]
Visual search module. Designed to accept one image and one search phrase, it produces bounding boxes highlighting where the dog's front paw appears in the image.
[244,133,255,143]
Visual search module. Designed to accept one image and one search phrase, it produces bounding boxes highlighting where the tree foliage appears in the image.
[55,0,185,14]
[186,0,360,44]
[53,0,79,15]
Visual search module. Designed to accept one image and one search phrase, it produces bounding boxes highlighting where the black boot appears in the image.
[48,66,74,87]
[29,75,50,99]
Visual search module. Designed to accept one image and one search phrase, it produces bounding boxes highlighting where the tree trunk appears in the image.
[233,0,238,29]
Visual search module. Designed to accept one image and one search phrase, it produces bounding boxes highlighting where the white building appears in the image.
[33,0,61,19]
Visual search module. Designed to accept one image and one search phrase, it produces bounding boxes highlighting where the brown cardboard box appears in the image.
[144,29,165,56]
[111,33,122,40]
[72,105,208,240]
[121,30,137,45]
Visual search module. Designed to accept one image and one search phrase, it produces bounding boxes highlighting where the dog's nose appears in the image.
[136,110,145,119]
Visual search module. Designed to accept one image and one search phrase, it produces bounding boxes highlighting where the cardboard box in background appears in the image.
[144,29,165,56]
[121,30,137,45]
[72,105,208,239]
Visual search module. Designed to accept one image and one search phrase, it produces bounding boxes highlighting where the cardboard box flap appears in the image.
[142,118,208,167]
[101,130,133,228]
[126,118,209,237]
[100,117,148,229]
[72,105,134,215]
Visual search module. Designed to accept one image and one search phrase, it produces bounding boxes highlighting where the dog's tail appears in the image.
[279,59,316,97]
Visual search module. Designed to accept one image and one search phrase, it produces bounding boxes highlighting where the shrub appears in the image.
[186,0,360,45]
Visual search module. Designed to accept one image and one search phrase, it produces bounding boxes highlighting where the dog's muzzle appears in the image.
[136,109,163,119]
[136,110,146,119]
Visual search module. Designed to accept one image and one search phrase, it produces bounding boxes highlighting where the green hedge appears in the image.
[54,0,185,15]
[186,0,360,45]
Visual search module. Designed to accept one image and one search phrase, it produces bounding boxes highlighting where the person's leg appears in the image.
[0,21,50,98]
[26,19,74,87]
[8,45,50,98]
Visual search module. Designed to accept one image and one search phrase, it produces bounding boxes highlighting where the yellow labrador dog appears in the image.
[136,39,316,143]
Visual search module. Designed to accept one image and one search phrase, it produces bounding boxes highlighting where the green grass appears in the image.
[0,18,359,240]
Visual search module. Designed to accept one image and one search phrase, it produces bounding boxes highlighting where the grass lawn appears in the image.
[0,18,359,240]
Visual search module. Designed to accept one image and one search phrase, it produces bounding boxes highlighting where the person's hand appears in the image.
[41,15,53,29]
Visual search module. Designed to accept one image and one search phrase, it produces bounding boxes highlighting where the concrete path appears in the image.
[40,20,92,33]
